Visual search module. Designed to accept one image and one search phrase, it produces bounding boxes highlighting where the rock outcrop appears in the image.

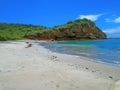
[26,19,107,40]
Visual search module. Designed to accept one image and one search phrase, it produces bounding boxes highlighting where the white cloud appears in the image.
[77,14,102,21]
[106,17,120,23]
[105,18,112,22]
[114,17,120,23]
[103,27,120,34]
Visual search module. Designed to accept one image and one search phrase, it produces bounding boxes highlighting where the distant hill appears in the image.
[0,19,106,41]
[0,23,47,40]
[26,19,107,40]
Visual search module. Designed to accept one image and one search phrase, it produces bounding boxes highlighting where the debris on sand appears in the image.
[25,43,32,48]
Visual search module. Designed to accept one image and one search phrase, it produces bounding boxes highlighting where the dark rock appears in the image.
[109,76,113,79]
[26,42,29,44]
[25,44,32,48]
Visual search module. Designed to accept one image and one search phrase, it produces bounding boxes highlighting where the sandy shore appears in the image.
[0,40,120,90]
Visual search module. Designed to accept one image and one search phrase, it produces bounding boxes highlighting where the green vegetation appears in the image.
[52,18,94,30]
[0,19,95,40]
[67,20,73,24]
[0,23,49,40]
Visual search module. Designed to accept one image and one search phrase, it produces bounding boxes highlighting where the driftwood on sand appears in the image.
[25,43,32,48]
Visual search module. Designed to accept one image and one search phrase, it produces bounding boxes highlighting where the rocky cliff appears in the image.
[26,19,107,40]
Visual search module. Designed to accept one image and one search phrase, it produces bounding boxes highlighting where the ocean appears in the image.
[39,39,120,66]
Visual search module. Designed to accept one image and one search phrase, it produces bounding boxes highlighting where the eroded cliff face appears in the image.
[26,19,107,40]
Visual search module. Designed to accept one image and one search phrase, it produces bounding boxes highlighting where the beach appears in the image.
[0,40,120,90]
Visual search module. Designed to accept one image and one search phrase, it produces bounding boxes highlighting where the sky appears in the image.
[0,0,120,38]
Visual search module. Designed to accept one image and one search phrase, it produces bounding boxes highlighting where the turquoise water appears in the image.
[39,39,120,66]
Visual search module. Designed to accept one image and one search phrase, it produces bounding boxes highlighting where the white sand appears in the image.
[0,40,120,90]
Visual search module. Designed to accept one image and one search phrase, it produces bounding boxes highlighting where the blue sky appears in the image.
[0,0,120,38]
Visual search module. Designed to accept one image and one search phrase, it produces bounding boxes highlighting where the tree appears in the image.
[67,20,73,24]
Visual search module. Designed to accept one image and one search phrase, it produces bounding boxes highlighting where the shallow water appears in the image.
[39,39,120,66]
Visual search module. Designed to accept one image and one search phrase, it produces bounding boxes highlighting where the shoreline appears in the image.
[36,40,120,67]
[0,40,120,90]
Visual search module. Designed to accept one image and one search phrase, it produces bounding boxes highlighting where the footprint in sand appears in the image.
[111,80,120,90]
[56,84,60,88]
[51,56,59,62]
